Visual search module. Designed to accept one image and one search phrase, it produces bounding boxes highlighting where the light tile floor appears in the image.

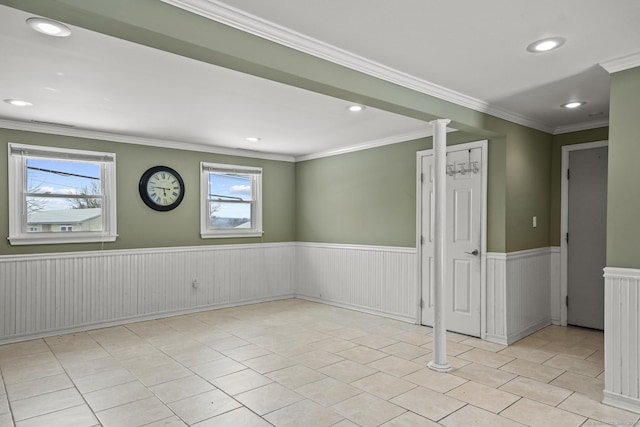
[0,298,638,426]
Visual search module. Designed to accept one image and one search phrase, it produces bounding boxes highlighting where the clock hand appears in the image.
[151,186,171,197]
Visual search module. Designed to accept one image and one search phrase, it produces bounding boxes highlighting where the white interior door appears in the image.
[420,147,482,337]
[567,146,607,330]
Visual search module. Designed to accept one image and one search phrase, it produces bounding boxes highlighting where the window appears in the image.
[200,162,262,238]
[8,143,117,245]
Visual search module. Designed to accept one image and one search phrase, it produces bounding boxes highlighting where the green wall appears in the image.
[295,116,555,253]
[607,67,640,268]
[295,128,531,253]
[503,121,553,252]
[486,136,507,253]
[3,123,557,255]
[548,127,609,246]
[295,139,427,247]
[0,129,296,255]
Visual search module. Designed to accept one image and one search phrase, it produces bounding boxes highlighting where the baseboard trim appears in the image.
[296,294,416,324]
[484,333,508,345]
[295,241,416,254]
[507,319,551,345]
[485,319,551,346]
[603,390,640,414]
[0,294,294,345]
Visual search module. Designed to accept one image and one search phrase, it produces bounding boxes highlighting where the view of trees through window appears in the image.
[26,158,103,233]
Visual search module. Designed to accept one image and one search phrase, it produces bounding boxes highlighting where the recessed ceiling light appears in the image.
[526,37,565,53]
[245,137,261,142]
[561,101,586,109]
[4,98,33,107]
[26,17,71,37]
[348,105,365,112]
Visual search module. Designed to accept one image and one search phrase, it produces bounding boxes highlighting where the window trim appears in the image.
[200,162,263,239]
[8,143,117,245]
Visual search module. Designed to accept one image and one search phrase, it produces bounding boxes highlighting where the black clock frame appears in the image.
[138,165,185,211]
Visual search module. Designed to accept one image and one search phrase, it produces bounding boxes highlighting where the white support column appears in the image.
[428,118,452,373]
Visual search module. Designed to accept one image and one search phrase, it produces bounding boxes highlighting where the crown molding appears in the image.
[1,119,440,163]
[553,118,610,135]
[295,128,449,162]
[160,0,553,134]
[482,104,553,134]
[0,119,296,162]
[600,52,640,74]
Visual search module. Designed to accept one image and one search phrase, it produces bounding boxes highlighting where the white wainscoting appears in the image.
[1,242,562,346]
[486,253,507,343]
[550,247,562,325]
[0,243,295,344]
[486,248,553,345]
[295,243,417,322]
[603,267,640,413]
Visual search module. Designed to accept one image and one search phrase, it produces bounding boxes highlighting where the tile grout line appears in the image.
[149,314,313,426]
[0,363,18,427]
[123,316,258,425]
[42,335,104,426]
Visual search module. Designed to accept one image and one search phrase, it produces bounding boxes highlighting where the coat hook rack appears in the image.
[446,161,479,176]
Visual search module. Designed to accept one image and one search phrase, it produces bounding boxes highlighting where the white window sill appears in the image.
[201,230,264,239]
[8,233,118,246]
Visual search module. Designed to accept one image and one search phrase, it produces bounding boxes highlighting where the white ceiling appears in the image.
[0,5,431,160]
[171,0,640,132]
[2,1,640,159]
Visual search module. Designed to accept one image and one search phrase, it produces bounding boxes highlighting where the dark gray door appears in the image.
[567,146,608,330]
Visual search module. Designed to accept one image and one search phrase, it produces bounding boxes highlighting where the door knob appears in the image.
[465,249,479,256]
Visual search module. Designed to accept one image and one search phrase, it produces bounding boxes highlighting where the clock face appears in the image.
[139,166,185,211]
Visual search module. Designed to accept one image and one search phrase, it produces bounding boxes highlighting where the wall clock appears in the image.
[139,166,185,211]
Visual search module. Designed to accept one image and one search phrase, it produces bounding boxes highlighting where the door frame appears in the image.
[416,139,488,339]
[560,140,608,326]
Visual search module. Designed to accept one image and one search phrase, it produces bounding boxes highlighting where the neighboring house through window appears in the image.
[200,162,262,238]
[8,143,117,245]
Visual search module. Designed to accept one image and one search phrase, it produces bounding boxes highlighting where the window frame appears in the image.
[200,162,263,239]
[8,143,117,245]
